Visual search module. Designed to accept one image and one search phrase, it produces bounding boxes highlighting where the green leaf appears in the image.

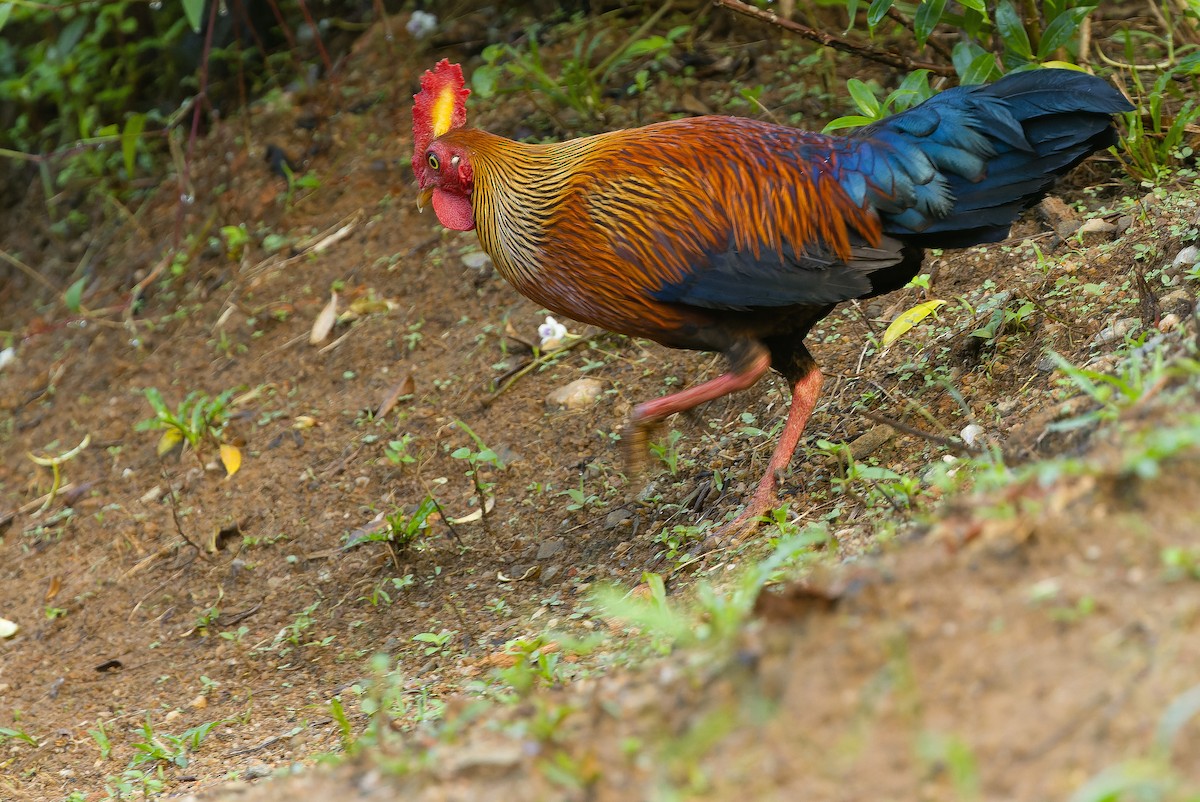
[472,63,499,99]
[960,51,999,85]
[913,0,947,47]
[845,0,860,30]
[623,35,670,59]
[122,113,146,177]
[866,0,895,31]
[0,3,14,35]
[822,114,875,133]
[1037,5,1097,59]
[143,387,170,418]
[57,15,88,54]
[995,1,1033,59]
[956,0,988,15]
[181,0,204,34]
[846,78,880,118]
[63,276,86,312]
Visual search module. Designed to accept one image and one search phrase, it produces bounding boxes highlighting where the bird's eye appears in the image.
[426,153,440,171]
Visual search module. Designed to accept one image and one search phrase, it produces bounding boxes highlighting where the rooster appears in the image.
[411,60,1131,535]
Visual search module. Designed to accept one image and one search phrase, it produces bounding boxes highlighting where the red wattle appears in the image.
[432,189,475,231]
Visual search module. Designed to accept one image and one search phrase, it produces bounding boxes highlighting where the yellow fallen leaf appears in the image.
[1040,60,1088,73]
[157,428,183,457]
[882,299,946,349]
[219,443,242,478]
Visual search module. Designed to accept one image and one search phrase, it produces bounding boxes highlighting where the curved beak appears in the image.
[417,187,433,212]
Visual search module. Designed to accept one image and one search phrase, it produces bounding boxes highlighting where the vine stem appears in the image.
[713,0,955,77]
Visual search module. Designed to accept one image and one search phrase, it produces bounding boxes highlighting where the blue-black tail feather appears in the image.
[847,69,1133,249]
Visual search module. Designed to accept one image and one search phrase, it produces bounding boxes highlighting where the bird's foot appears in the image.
[691,484,780,558]
[622,417,664,482]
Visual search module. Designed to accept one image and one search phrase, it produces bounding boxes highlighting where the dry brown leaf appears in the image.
[375,373,416,418]
[310,291,338,344]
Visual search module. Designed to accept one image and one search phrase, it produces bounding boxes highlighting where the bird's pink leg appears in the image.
[625,347,771,475]
[701,367,823,551]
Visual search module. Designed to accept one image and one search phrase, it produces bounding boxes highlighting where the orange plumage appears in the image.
[412,59,1131,537]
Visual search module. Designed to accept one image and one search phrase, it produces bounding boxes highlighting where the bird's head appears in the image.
[412,60,475,231]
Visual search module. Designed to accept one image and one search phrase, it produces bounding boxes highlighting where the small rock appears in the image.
[439,740,522,776]
[1173,245,1199,268]
[164,709,183,723]
[539,565,561,584]
[1089,317,1141,348]
[1114,215,1134,235]
[546,378,603,409]
[243,763,272,780]
[1158,313,1183,332]
[1036,352,1060,373]
[960,423,985,447]
[1084,353,1119,374]
[1077,217,1117,244]
[1039,197,1080,238]
[461,251,492,269]
[604,508,633,530]
[847,424,894,459]
[536,538,565,560]
[1159,290,1194,318]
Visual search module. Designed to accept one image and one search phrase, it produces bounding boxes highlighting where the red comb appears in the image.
[412,60,470,172]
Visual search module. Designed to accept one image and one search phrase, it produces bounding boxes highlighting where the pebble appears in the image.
[536,538,565,560]
[1159,289,1195,318]
[539,565,561,584]
[1036,353,1060,373]
[243,763,272,780]
[1089,317,1141,348]
[1077,217,1117,243]
[1115,215,1134,235]
[847,424,894,459]
[604,508,633,529]
[461,251,492,269]
[1158,313,1183,332]
[546,378,603,409]
[1173,245,1199,268]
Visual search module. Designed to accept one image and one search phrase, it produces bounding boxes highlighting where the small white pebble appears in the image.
[960,423,985,447]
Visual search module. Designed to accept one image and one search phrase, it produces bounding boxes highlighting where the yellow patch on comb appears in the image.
[430,85,457,138]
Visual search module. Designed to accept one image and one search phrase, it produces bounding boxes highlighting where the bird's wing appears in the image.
[567,121,908,313]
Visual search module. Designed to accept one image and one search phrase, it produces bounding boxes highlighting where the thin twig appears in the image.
[860,410,970,454]
[0,249,62,295]
[714,0,955,77]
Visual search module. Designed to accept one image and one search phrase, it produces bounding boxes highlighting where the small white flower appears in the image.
[538,316,568,349]
[406,10,438,39]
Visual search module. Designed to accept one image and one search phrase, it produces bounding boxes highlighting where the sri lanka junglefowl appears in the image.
[412,59,1131,534]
